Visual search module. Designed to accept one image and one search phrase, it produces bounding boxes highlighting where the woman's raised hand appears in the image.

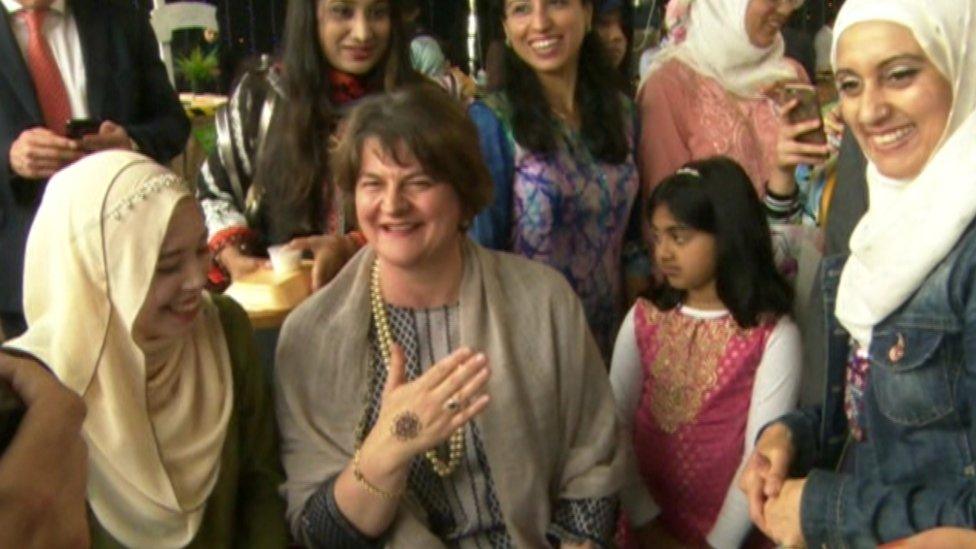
[367,344,491,469]
[739,422,796,534]
[768,98,833,196]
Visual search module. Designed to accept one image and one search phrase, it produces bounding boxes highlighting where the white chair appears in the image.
[149,1,219,87]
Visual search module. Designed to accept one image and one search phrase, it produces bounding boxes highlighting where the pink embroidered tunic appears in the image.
[638,59,804,195]
[628,299,775,545]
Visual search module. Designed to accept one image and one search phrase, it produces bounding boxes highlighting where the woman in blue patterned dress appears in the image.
[469,0,646,360]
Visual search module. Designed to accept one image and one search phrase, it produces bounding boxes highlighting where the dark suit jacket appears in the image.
[0,0,190,314]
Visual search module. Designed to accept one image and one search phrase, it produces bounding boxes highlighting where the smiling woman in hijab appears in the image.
[5,151,286,548]
[740,0,976,546]
[637,0,814,196]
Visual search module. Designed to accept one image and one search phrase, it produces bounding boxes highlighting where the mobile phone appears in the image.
[780,83,827,145]
[66,118,102,139]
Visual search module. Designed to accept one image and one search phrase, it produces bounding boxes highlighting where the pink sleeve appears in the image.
[637,64,693,194]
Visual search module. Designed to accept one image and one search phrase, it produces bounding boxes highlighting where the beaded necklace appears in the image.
[363,259,465,477]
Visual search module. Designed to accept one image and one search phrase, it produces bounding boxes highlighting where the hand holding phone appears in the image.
[65,118,102,140]
[766,82,832,197]
[776,83,827,145]
[78,120,135,153]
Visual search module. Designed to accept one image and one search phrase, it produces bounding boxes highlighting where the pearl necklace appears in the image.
[368,259,465,477]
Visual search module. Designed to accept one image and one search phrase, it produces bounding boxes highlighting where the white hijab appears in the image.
[640,0,796,98]
[7,151,233,548]
[834,0,976,347]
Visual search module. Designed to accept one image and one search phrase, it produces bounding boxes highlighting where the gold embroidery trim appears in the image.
[646,307,740,433]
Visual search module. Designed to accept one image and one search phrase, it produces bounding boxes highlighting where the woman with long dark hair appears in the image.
[470,0,645,361]
[197,0,422,289]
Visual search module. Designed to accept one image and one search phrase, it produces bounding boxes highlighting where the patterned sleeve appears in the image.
[763,184,803,225]
[299,476,383,549]
[545,497,619,548]
[196,68,279,242]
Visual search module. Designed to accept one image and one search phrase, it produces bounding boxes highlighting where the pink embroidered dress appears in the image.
[626,299,775,545]
[638,58,804,195]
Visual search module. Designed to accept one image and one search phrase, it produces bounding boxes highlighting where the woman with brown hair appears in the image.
[197,0,423,289]
[276,86,623,547]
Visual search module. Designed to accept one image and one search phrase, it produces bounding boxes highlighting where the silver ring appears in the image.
[444,398,461,413]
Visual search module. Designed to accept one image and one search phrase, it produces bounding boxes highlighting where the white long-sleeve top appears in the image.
[610,304,801,549]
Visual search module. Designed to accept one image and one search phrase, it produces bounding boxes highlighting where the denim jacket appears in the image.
[778,223,976,547]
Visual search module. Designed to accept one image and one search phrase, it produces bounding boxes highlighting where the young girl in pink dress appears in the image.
[611,156,801,548]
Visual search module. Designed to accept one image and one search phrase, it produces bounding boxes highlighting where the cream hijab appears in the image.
[833,0,976,347]
[640,0,796,98]
[7,151,233,547]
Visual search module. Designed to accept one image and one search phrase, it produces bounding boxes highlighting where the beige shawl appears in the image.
[275,239,624,546]
[7,151,233,548]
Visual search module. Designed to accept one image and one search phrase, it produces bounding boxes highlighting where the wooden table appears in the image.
[223,265,312,330]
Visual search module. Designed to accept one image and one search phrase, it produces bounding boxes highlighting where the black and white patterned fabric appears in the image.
[546,497,619,548]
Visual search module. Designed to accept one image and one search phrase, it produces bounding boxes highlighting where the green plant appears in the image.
[175,46,219,94]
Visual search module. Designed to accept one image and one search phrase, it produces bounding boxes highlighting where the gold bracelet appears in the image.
[352,448,402,501]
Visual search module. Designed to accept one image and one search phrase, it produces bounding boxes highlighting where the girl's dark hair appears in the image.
[495,0,629,164]
[254,0,422,240]
[647,157,793,327]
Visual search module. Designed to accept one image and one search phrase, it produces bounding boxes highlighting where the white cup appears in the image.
[267,244,302,276]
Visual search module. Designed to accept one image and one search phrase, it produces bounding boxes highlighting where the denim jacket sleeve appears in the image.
[798,229,976,546]
[467,101,513,250]
[799,468,976,547]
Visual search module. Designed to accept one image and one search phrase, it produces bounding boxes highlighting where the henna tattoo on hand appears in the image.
[391,411,422,441]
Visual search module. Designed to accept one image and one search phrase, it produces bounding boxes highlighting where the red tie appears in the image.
[22,8,71,135]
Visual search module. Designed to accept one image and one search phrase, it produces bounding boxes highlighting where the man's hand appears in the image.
[0,354,89,548]
[80,120,134,153]
[8,127,83,179]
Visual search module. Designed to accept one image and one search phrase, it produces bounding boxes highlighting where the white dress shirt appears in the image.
[2,0,89,118]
